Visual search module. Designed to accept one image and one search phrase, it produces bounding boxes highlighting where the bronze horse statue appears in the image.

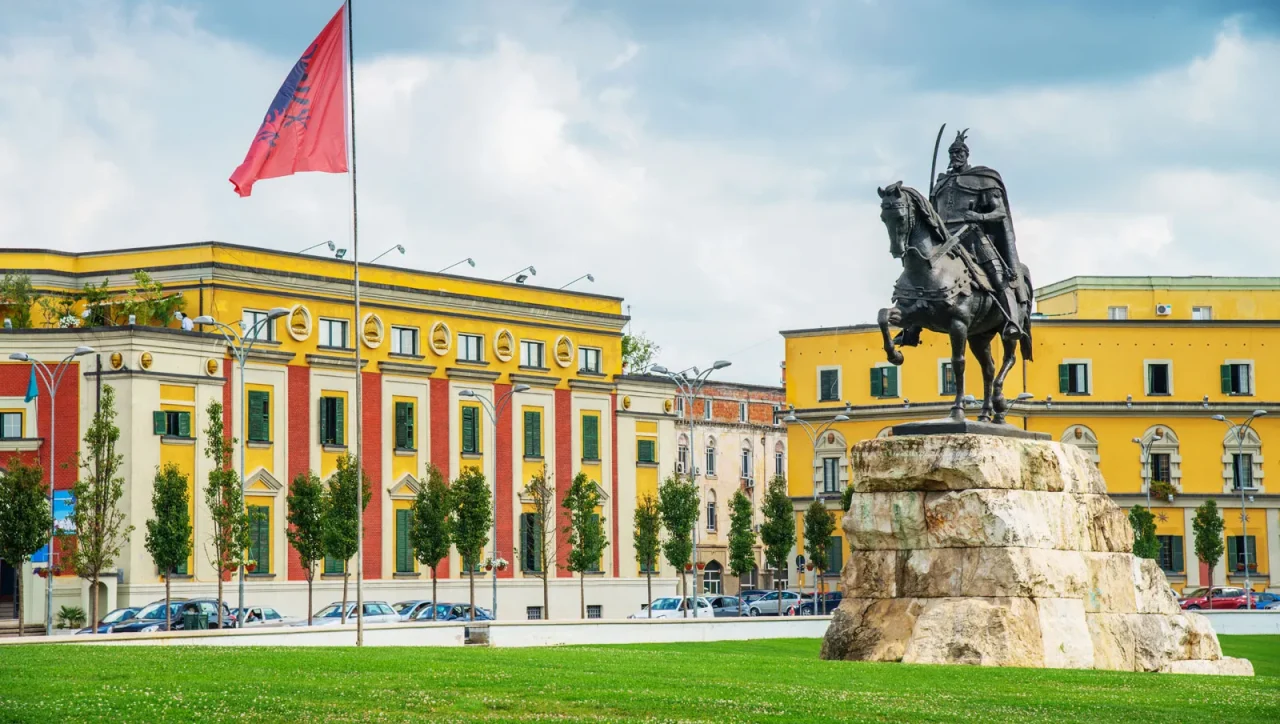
[875,181,1032,424]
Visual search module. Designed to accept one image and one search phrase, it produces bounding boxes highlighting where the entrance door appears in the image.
[0,560,15,619]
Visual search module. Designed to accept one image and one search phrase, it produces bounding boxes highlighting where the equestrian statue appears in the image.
[876,126,1033,425]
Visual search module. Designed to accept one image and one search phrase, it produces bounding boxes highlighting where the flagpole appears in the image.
[345,0,364,648]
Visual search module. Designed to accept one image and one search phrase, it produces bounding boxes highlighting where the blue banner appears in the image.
[31,490,75,565]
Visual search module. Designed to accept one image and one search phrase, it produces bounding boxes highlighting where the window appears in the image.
[318,396,345,446]
[1221,363,1252,395]
[522,410,543,457]
[824,536,842,575]
[319,318,349,348]
[1058,362,1090,395]
[1146,362,1171,396]
[1232,454,1255,490]
[1107,306,1128,320]
[1157,535,1184,573]
[706,499,717,531]
[395,509,413,573]
[822,458,840,493]
[639,552,659,574]
[0,412,22,439]
[248,505,269,574]
[582,415,600,461]
[520,513,543,572]
[579,347,602,374]
[1227,536,1258,573]
[818,368,840,402]
[637,438,656,464]
[739,401,749,423]
[1150,453,1172,483]
[870,366,898,398]
[1192,306,1213,321]
[461,406,479,454]
[459,333,483,362]
[677,439,689,474]
[586,605,603,619]
[324,555,345,575]
[703,397,713,420]
[702,561,723,594]
[940,362,956,396]
[705,438,717,476]
[394,401,415,450]
[526,606,543,620]
[391,326,419,355]
[775,449,785,476]
[520,340,545,368]
[740,447,753,482]
[675,396,685,419]
[242,309,276,342]
[153,410,193,438]
[247,390,271,443]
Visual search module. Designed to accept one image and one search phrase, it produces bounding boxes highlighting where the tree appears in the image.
[727,489,756,617]
[286,470,326,626]
[1128,505,1159,561]
[450,466,492,622]
[119,270,185,326]
[658,473,698,616]
[323,455,372,623]
[203,400,248,629]
[760,475,796,607]
[803,500,837,614]
[563,472,608,619]
[522,466,555,619]
[410,463,452,621]
[621,332,660,375]
[633,493,662,614]
[0,458,51,637]
[67,384,133,631]
[0,273,35,328]
[144,463,192,631]
[1193,500,1226,609]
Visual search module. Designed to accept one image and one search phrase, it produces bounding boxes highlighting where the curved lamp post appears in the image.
[781,404,850,615]
[501,266,536,283]
[559,274,595,290]
[1211,409,1267,609]
[368,244,405,264]
[439,258,476,274]
[1131,428,1164,509]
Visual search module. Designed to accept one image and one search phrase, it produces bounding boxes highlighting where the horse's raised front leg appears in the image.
[991,332,1019,425]
[948,319,967,421]
[877,307,905,365]
[969,331,996,422]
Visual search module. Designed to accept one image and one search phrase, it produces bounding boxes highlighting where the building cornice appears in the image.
[85,368,226,386]
[509,373,560,389]
[782,399,1280,422]
[1036,275,1280,301]
[305,353,369,370]
[567,378,616,394]
[240,347,297,365]
[445,367,501,382]
[377,361,438,378]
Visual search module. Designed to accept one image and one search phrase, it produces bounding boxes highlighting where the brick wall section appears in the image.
[361,371,382,579]
[428,377,450,578]
[223,361,233,447]
[493,383,514,579]
[555,388,573,577]
[287,365,311,581]
[686,382,784,426]
[610,393,620,577]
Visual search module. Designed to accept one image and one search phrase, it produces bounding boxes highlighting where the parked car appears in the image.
[296,601,402,626]
[739,589,770,605]
[76,607,140,634]
[1246,592,1280,610]
[747,590,803,616]
[110,598,237,633]
[628,597,714,619]
[393,600,436,621]
[706,595,743,617]
[414,603,493,621]
[236,606,290,627]
[1179,587,1250,610]
[796,592,843,616]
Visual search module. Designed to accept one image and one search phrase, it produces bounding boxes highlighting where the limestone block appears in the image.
[844,492,927,550]
[1183,613,1223,661]
[1036,598,1095,669]
[1161,657,1254,677]
[1132,557,1181,615]
[1086,613,1136,671]
[1082,553,1138,613]
[959,547,1089,599]
[820,597,924,662]
[1131,614,1181,672]
[843,550,898,598]
[1080,493,1134,553]
[899,548,965,597]
[925,489,1089,550]
[1055,443,1109,495]
[850,435,1028,492]
[901,597,1045,668]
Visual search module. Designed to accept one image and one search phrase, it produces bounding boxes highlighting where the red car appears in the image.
[1179,586,1250,610]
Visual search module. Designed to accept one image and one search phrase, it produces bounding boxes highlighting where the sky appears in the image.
[2,0,1279,385]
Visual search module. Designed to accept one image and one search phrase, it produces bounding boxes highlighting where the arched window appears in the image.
[677,433,689,475]
[773,441,785,477]
[813,430,848,495]
[1139,425,1180,494]
[1221,426,1264,494]
[702,560,723,594]
[705,436,717,477]
[740,441,754,483]
[1061,424,1100,465]
[706,489,718,532]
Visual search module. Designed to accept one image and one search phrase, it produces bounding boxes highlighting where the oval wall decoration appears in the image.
[493,329,514,362]
[287,305,313,342]
[554,335,574,368]
[361,313,384,349]
[429,321,452,356]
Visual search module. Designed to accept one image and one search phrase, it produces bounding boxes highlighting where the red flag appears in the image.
[230,5,348,197]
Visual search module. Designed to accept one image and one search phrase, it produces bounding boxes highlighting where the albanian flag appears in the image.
[229,5,348,197]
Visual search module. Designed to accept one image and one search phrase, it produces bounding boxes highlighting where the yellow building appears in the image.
[782,276,1280,596]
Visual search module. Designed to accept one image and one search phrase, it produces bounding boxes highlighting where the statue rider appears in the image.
[895,130,1026,346]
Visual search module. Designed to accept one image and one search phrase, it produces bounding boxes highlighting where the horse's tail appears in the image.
[1019,263,1034,362]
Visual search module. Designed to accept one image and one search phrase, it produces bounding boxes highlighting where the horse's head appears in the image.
[877,181,910,259]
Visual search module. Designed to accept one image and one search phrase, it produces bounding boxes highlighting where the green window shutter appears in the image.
[396,509,412,573]
[1227,537,1238,570]
[247,391,268,442]
[532,412,541,456]
[886,367,898,397]
[1221,364,1232,394]
[583,415,599,460]
[153,411,166,435]
[589,514,602,571]
[177,411,191,438]
[1172,536,1184,573]
[870,368,882,397]
[258,392,271,441]
[394,402,407,449]
[462,406,477,453]
[334,398,345,446]
[319,398,330,444]
[247,506,269,574]
[1058,364,1070,394]
[324,555,344,574]
[524,411,541,457]
[405,404,414,449]
[637,439,655,464]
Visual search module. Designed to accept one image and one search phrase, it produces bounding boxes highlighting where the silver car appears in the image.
[393,600,436,621]
[747,590,803,616]
[294,601,400,626]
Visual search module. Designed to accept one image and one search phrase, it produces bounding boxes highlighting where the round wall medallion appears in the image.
[139,352,153,370]
[361,313,384,349]
[429,322,452,355]
[663,399,673,413]
[109,352,123,370]
[493,329,514,362]
[622,396,632,410]
[553,335,574,368]
[206,359,220,376]
[287,305,313,342]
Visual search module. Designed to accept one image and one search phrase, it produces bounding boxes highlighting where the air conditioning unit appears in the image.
[1155,303,1172,316]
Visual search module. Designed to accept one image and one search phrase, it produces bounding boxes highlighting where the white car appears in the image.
[293,601,401,627]
[747,590,803,616]
[236,606,291,627]
[628,597,714,619]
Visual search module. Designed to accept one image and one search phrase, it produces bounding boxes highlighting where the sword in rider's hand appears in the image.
[928,123,946,197]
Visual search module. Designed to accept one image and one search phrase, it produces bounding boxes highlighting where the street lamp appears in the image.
[439,258,476,274]
[1131,428,1164,509]
[9,345,95,635]
[501,266,536,283]
[781,404,850,615]
[1211,409,1267,609]
[369,244,405,264]
[559,274,595,290]
[191,307,290,626]
[300,241,335,254]
[651,360,731,616]
[459,384,531,620]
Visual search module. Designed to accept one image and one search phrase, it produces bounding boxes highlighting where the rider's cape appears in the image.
[931,166,1018,276]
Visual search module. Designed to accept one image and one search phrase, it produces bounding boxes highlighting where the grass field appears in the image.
[0,636,1276,722]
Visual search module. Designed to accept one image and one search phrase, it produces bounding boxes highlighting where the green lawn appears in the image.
[0,636,1276,722]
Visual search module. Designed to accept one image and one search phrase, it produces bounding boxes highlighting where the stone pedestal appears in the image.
[820,435,1252,676]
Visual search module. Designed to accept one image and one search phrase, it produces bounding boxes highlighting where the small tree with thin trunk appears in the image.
[522,466,555,619]
[286,470,325,625]
[410,463,452,621]
[67,384,133,631]
[1193,500,1226,608]
[203,400,248,629]
[727,489,756,618]
[633,493,662,614]
[145,463,191,631]
[1129,505,1160,561]
[760,474,796,612]
[658,473,698,616]
[323,455,371,623]
[563,472,608,619]
[803,500,836,614]
[450,466,492,622]
[0,457,51,637]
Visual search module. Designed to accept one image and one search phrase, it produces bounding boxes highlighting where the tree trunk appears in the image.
[646,569,652,618]
[579,571,585,619]
[307,568,314,626]
[342,571,350,624]
[216,564,224,629]
[1207,568,1215,609]
[430,565,438,620]
[468,567,476,621]
[90,573,100,634]
[543,566,549,621]
[165,572,172,632]
[681,567,687,618]
[14,566,22,637]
